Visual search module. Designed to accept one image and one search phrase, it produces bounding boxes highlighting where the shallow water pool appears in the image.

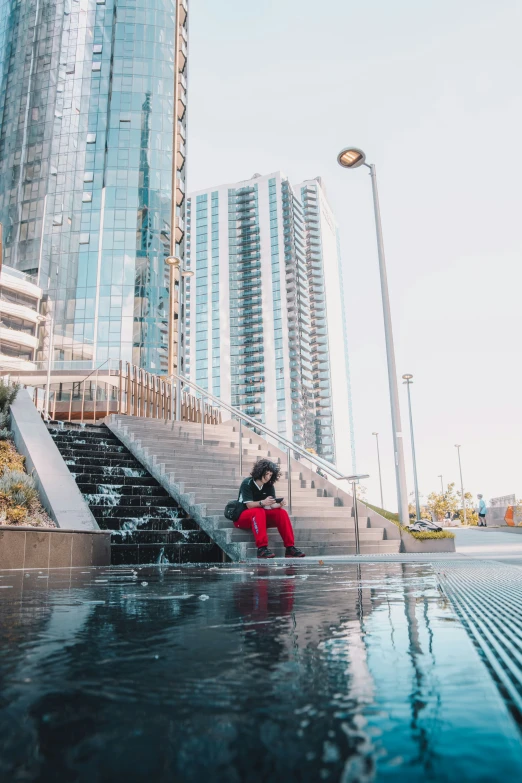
[0,561,520,782]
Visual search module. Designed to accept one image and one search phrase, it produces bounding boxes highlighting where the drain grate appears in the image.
[437,560,522,722]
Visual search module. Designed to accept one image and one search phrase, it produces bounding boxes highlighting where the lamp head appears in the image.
[337,147,366,169]
[402,373,413,381]
[372,432,378,436]
[165,255,181,267]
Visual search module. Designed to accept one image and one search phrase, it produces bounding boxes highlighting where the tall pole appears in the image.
[403,377,420,521]
[368,164,409,525]
[352,480,361,555]
[168,0,187,378]
[372,432,384,509]
[455,445,467,525]
[438,474,444,495]
[45,314,54,420]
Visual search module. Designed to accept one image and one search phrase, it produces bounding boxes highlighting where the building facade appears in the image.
[0,0,188,373]
[298,177,355,471]
[185,172,355,472]
[0,264,42,371]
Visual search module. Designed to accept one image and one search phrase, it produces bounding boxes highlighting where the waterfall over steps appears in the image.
[48,423,222,565]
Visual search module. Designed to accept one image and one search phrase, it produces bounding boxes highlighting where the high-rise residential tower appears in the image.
[298,177,355,473]
[0,0,188,373]
[185,172,355,472]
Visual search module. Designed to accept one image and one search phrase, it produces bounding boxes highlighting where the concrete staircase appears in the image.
[106,416,401,561]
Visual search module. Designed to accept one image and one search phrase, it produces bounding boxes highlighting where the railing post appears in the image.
[176,377,181,421]
[118,360,123,414]
[201,396,205,445]
[93,369,98,422]
[80,381,86,424]
[287,448,292,515]
[239,418,242,477]
[352,481,361,556]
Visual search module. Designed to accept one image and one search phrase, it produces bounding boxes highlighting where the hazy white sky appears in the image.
[187,0,522,509]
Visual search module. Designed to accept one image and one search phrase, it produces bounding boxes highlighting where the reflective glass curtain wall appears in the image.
[0,0,187,372]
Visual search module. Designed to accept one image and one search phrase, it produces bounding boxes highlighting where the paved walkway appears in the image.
[453,527,522,566]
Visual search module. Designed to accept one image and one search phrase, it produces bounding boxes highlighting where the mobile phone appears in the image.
[275,497,284,503]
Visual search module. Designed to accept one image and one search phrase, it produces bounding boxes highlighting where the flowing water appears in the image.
[0,561,521,782]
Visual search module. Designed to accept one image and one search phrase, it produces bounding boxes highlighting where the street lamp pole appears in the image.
[372,432,384,509]
[402,374,420,521]
[337,148,409,525]
[438,474,444,495]
[40,312,54,420]
[455,444,467,525]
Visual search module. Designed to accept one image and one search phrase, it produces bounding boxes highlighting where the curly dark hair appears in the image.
[250,459,281,484]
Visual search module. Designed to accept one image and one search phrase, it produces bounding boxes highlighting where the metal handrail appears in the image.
[170,372,350,483]
[77,357,112,387]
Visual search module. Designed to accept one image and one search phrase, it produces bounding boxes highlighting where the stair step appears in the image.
[245,542,401,557]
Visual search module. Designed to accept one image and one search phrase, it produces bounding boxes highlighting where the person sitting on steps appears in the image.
[235,459,306,559]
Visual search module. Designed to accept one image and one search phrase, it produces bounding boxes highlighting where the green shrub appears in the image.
[0,470,38,508]
[363,501,455,540]
[0,428,10,441]
[0,380,19,414]
[365,501,400,523]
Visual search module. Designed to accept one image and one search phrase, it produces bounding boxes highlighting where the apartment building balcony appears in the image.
[0,265,42,371]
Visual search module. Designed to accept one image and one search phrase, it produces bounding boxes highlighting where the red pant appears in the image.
[234,507,295,548]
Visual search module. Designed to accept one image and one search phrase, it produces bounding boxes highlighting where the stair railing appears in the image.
[169,373,361,516]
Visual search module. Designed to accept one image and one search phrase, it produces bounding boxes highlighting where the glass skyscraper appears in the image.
[0,0,188,373]
[185,172,355,472]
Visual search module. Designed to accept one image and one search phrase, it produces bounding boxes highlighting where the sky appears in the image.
[187,0,522,510]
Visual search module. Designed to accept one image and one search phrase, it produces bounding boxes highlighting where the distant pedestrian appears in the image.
[477,494,487,526]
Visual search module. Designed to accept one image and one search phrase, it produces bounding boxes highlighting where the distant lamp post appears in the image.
[339,473,370,555]
[372,432,384,509]
[402,374,421,522]
[338,147,409,525]
[455,444,467,525]
[438,474,444,495]
[37,312,54,420]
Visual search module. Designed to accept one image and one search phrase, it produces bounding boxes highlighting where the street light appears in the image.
[455,444,467,525]
[438,474,444,494]
[37,312,54,420]
[372,432,384,509]
[402,374,420,522]
[338,147,409,524]
[338,473,370,555]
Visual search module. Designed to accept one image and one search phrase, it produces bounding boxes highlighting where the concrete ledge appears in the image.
[0,526,110,569]
[9,389,99,531]
[400,529,456,553]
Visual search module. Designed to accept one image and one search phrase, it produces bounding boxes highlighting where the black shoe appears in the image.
[257,546,276,559]
[285,546,305,558]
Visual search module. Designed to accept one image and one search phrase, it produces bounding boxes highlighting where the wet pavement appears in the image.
[1,561,521,782]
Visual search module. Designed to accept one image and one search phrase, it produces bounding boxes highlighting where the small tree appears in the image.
[455,490,478,525]
[427,482,460,522]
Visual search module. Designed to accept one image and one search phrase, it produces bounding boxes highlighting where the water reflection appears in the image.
[0,563,520,782]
